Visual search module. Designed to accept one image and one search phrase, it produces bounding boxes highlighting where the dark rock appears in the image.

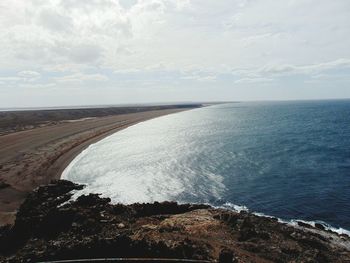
[302,236,328,250]
[0,180,83,253]
[257,231,270,240]
[241,217,254,229]
[215,212,239,226]
[75,193,111,207]
[130,201,210,217]
[0,179,9,189]
[315,223,325,230]
[0,180,349,263]
[238,217,260,241]
[238,228,258,241]
[219,248,237,263]
[297,221,311,228]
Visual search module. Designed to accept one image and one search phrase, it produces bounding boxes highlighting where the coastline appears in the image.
[0,106,199,226]
[1,104,350,261]
[1,180,349,262]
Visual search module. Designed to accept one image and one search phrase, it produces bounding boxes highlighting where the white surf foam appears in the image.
[218,203,350,237]
[62,109,226,204]
[62,106,350,238]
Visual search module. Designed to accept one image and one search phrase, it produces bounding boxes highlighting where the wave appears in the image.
[219,202,350,237]
[62,102,350,237]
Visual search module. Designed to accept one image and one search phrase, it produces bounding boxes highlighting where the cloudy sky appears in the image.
[0,0,350,107]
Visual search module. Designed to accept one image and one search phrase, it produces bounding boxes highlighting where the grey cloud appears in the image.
[116,46,134,56]
[260,59,350,75]
[51,44,103,64]
[69,45,103,64]
[38,8,73,32]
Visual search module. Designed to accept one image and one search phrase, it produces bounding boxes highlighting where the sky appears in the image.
[0,0,350,107]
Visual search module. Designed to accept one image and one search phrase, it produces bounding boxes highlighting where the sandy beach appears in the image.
[0,105,199,225]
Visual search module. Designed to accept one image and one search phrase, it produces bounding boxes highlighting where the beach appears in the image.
[1,102,350,262]
[0,105,200,225]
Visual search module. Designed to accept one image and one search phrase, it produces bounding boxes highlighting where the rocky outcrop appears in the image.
[0,180,349,263]
[0,180,9,190]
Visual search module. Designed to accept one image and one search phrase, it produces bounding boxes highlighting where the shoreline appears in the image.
[217,203,350,239]
[1,180,349,262]
[0,106,199,225]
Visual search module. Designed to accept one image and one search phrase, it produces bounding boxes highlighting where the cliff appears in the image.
[0,180,349,262]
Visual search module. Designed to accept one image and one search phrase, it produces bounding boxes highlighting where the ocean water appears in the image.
[62,100,350,232]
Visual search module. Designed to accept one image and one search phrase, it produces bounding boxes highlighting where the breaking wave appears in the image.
[63,100,350,234]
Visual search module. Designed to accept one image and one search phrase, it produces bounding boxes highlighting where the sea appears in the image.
[62,100,350,234]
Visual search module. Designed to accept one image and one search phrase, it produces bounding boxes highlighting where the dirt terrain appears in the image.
[0,105,200,136]
[0,105,200,225]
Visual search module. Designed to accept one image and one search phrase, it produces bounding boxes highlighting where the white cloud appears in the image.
[0,71,41,85]
[0,76,21,81]
[1,0,350,106]
[19,83,56,89]
[55,73,109,83]
[181,72,217,82]
[235,77,274,84]
[37,8,73,32]
[259,58,350,75]
[1,0,349,72]
[17,70,41,80]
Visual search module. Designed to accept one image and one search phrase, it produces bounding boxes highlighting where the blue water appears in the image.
[63,100,350,231]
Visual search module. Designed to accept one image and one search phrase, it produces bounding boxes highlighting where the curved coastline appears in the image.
[1,105,350,261]
[61,104,350,238]
[53,108,197,181]
[0,107,197,225]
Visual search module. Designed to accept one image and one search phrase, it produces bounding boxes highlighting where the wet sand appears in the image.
[0,106,198,225]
